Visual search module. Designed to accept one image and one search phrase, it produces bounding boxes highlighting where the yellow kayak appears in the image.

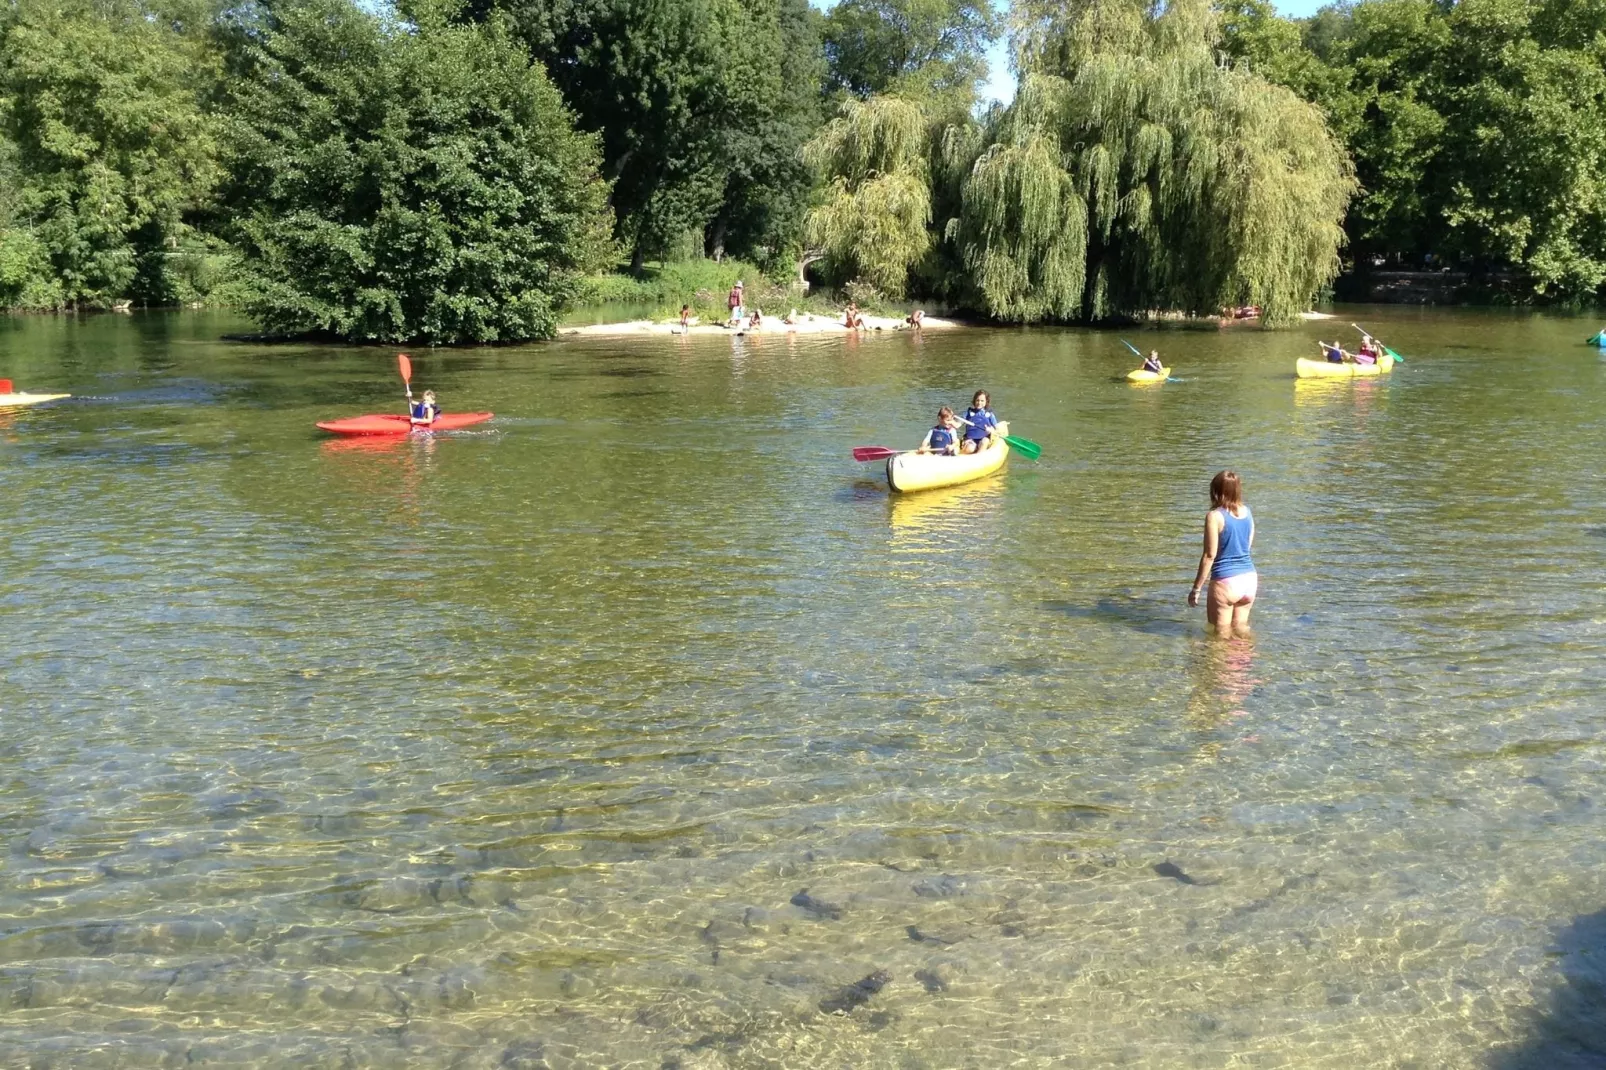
[1126,366,1169,383]
[1296,354,1394,379]
[0,392,71,408]
[887,425,1010,494]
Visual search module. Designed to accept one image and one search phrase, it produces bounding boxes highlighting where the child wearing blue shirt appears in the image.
[919,407,960,455]
[959,390,998,454]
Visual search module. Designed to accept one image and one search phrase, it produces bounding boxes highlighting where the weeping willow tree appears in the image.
[950,0,1355,324]
[803,96,933,296]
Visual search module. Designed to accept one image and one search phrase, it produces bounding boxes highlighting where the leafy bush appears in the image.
[224,0,613,343]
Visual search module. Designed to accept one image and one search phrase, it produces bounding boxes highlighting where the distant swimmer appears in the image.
[1188,470,1256,636]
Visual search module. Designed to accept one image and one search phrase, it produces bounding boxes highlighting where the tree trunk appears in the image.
[631,243,645,277]
[707,218,727,263]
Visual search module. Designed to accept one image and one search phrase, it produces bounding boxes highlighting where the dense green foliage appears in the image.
[822,0,997,103]
[1222,0,1606,299]
[222,0,611,343]
[951,0,1354,324]
[0,0,220,308]
[468,0,823,271]
[6,0,1606,331]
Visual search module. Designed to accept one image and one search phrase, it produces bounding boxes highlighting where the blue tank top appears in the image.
[1211,507,1255,580]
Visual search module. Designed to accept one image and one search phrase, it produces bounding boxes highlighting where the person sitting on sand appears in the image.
[748,308,763,329]
[959,390,999,455]
[409,389,440,427]
[844,303,866,330]
[918,407,961,455]
[1143,350,1163,373]
[784,308,798,325]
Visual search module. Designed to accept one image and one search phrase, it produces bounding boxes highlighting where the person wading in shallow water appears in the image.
[1188,469,1257,635]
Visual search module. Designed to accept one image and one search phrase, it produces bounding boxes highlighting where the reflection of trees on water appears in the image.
[1491,908,1606,1068]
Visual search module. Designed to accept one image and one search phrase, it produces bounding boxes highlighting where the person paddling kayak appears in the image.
[918,407,961,455]
[959,390,999,454]
[1188,470,1257,636]
[1143,350,1163,374]
[409,389,440,427]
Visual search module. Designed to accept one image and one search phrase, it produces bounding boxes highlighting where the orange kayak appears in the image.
[316,412,493,435]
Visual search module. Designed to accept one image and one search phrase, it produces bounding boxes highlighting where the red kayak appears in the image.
[315,412,494,435]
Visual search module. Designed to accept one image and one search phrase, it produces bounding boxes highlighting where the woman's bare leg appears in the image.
[1206,586,1233,635]
[1230,600,1254,635]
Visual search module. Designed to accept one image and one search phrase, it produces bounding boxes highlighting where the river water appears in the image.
[2,308,1605,1068]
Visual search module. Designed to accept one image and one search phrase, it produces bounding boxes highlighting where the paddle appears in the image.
[398,353,413,399]
[0,379,11,394]
[954,414,1042,460]
[1350,323,1404,364]
[852,446,900,462]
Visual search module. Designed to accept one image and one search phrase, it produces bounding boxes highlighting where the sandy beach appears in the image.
[559,312,962,338]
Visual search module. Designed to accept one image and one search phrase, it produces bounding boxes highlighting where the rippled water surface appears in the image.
[3,309,1606,1068]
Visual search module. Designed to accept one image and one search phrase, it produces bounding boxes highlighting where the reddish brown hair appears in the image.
[1210,470,1243,509]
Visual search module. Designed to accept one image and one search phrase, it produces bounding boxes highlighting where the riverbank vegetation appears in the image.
[0,0,1602,340]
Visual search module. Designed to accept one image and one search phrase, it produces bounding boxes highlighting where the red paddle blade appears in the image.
[0,379,11,394]
[397,354,412,384]
[852,446,900,462]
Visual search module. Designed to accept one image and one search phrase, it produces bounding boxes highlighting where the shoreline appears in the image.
[562,309,1335,337]
[559,312,959,337]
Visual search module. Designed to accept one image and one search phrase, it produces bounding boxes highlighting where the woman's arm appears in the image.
[1188,512,1222,606]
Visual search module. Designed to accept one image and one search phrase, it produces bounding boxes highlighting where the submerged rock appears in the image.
[1153,861,1204,885]
[789,889,844,920]
[819,970,891,1015]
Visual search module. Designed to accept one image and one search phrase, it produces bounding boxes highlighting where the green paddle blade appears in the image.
[1384,345,1404,364]
[1004,435,1042,460]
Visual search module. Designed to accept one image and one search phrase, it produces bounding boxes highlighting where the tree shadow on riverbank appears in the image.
[1490,908,1606,1069]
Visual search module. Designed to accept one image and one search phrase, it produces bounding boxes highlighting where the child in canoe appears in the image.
[1319,341,1348,364]
[409,390,440,427]
[918,407,961,455]
[959,390,999,454]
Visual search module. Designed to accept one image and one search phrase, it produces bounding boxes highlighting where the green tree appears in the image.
[474,0,822,271]
[803,95,935,296]
[222,0,612,343]
[953,0,1354,323]
[821,0,998,102]
[0,0,220,307]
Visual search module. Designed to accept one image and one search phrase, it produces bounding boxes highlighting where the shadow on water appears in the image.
[1042,593,1190,636]
[1491,909,1606,1069]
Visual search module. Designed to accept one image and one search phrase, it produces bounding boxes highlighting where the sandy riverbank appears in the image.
[559,312,961,338]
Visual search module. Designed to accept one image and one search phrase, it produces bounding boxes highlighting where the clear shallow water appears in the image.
[2,309,1605,1067]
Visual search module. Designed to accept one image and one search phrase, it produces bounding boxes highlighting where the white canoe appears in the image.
[886,426,1010,494]
[0,392,71,408]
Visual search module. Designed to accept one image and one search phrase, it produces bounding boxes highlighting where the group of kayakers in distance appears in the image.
[917,390,999,455]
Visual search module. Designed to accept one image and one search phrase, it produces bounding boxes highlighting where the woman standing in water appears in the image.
[1188,470,1256,635]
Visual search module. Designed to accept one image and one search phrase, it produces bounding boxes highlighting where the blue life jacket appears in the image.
[1324,346,1344,364]
[963,406,997,440]
[928,426,957,451]
[411,401,437,421]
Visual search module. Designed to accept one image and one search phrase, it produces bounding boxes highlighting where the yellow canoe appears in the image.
[0,392,71,408]
[1127,366,1169,383]
[887,426,1010,494]
[1296,354,1394,379]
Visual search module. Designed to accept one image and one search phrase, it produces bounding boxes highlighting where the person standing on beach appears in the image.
[728,281,744,326]
[1188,470,1257,635]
